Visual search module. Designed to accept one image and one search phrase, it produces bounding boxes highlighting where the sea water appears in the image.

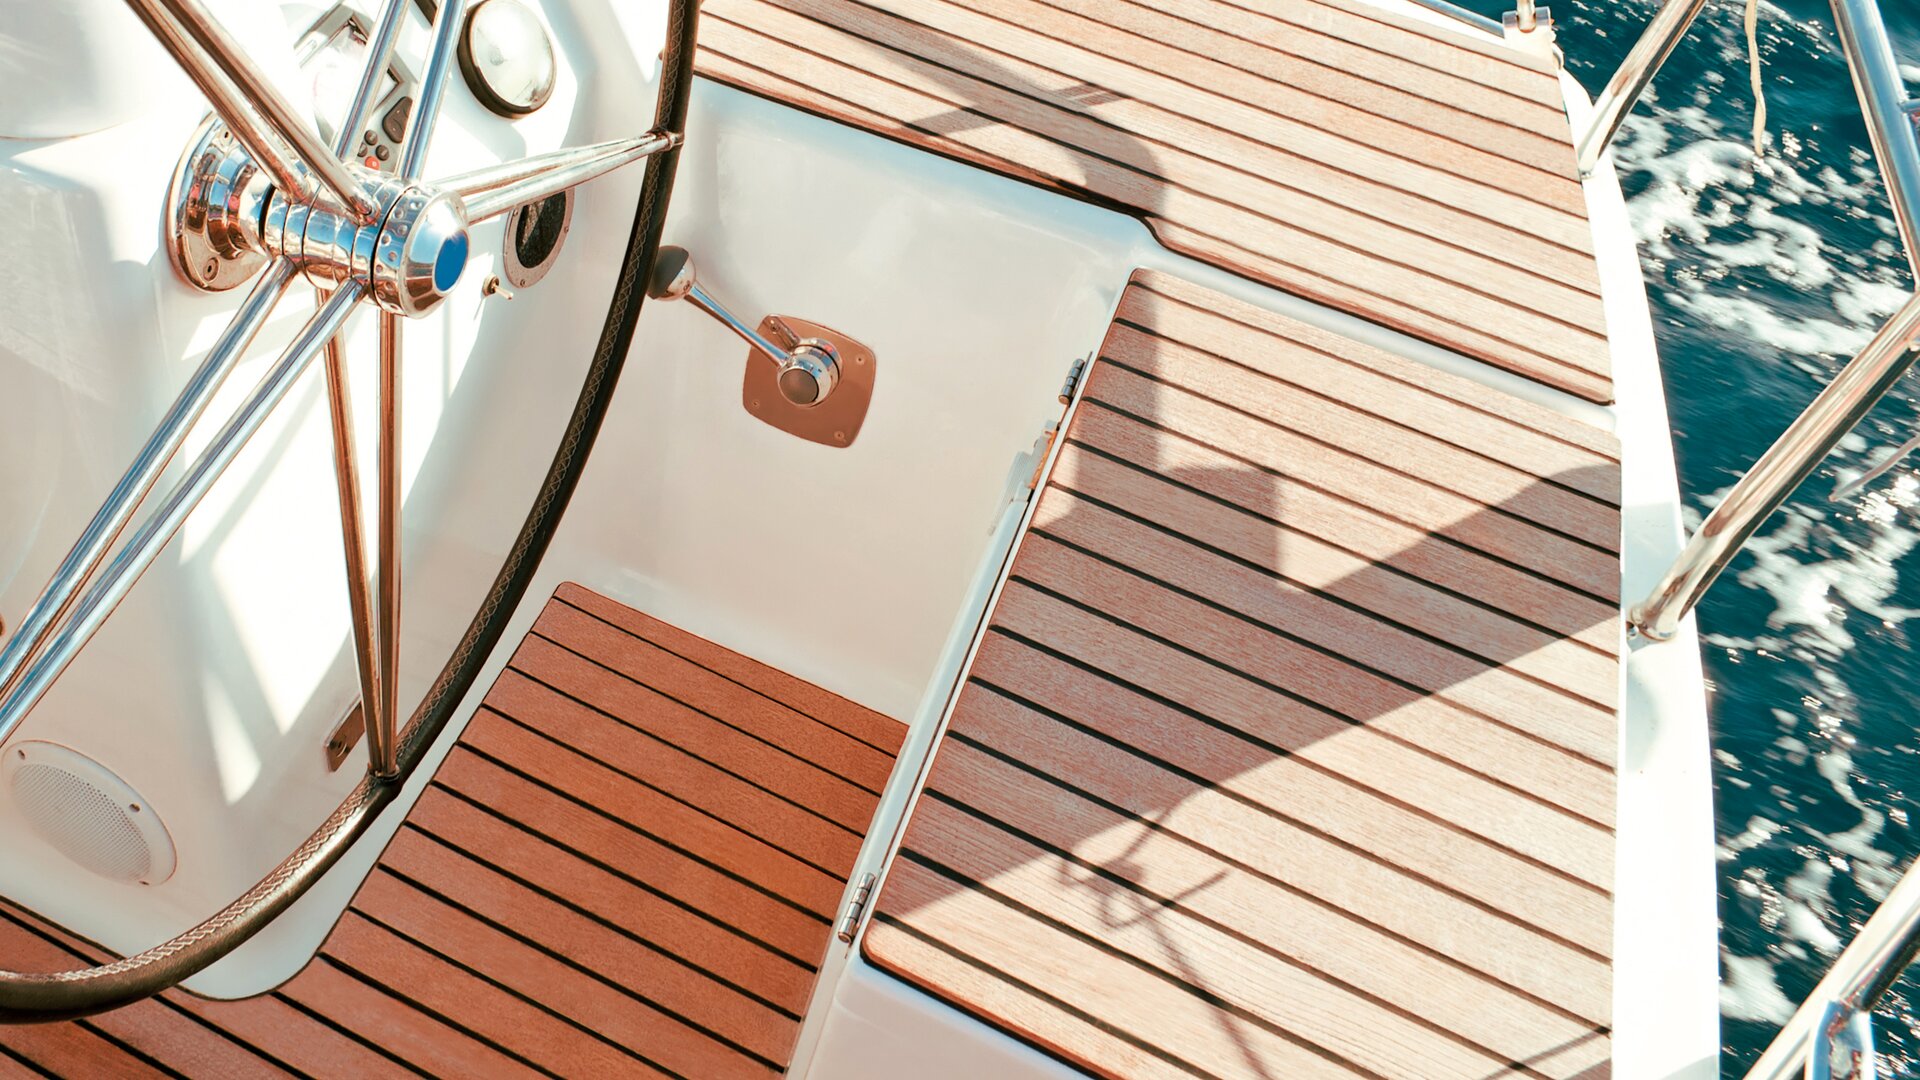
[1458,0,1920,1071]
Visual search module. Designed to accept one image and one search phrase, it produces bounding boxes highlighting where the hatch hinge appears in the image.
[1056,353,1090,405]
[835,872,878,943]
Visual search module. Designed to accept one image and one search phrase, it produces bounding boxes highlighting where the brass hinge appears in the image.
[834,872,878,943]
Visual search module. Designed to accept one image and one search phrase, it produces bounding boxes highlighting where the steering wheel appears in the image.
[0,0,698,1021]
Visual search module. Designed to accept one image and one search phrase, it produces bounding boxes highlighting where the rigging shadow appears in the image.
[880,329,1623,1080]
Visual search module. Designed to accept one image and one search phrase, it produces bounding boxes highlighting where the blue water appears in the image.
[1457,0,1920,1071]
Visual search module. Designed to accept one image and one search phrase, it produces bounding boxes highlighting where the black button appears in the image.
[362,129,376,145]
[374,144,390,161]
[381,96,413,143]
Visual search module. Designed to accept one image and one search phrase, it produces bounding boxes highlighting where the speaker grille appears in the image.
[6,742,176,885]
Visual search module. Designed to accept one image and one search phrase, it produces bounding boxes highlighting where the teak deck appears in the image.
[695,0,1615,403]
[863,270,1622,1078]
[0,585,901,1078]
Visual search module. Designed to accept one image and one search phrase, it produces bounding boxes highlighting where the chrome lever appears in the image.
[648,245,840,408]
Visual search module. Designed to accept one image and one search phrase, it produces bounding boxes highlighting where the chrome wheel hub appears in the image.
[170,119,473,317]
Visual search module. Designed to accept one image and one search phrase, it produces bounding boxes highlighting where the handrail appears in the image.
[1631,296,1920,641]
[1573,0,1710,177]
[1743,852,1920,1079]
[1400,0,1504,38]
[1627,0,1920,642]
[1592,0,1920,1072]
[1831,0,1920,276]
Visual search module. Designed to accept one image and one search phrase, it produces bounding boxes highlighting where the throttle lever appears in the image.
[648,246,840,407]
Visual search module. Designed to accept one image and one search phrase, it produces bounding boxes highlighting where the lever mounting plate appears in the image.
[743,315,876,447]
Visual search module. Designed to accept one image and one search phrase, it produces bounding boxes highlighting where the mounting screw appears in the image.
[833,431,846,443]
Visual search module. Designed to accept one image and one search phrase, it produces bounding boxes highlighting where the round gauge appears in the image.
[458,0,556,116]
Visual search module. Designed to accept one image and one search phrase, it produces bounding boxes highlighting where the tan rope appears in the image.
[1747,0,1770,157]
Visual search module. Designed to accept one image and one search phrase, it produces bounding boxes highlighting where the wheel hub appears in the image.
[167,118,472,317]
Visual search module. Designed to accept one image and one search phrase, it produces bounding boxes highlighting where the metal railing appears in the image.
[1402,0,1506,37]
[1745,851,1920,1079]
[1576,0,1920,1074]
[1613,0,1920,642]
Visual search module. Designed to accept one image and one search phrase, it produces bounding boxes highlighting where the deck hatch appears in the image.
[863,270,1623,1079]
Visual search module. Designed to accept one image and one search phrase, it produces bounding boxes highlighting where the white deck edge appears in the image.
[1564,69,1723,1080]
[797,66,1726,1073]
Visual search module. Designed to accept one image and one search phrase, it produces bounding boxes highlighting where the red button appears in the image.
[364,155,379,168]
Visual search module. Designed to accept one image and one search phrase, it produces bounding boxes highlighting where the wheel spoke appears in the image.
[375,312,403,778]
[129,0,380,223]
[397,0,469,180]
[440,132,678,202]
[317,289,388,778]
[125,0,321,212]
[0,285,366,744]
[333,0,411,159]
[0,258,295,711]
[457,132,681,224]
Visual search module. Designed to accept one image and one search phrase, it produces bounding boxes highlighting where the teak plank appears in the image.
[0,1022,173,1080]
[403,787,817,1014]
[922,740,1611,1067]
[887,858,1377,1078]
[1082,364,1621,600]
[1126,271,1620,461]
[540,601,896,790]
[1033,489,1618,746]
[987,584,1615,828]
[433,747,831,964]
[1067,403,1620,651]
[280,959,538,1079]
[485,669,864,873]
[0,917,288,1080]
[1098,327,1617,548]
[769,0,1599,284]
[556,583,902,754]
[703,6,1611,394]
[905,797,1518,1079]
[973,631,1612,880]
[326,914,657,1079]
[1050,444,1618,705]
[514,632,879,828]
[17,907,414,1080]
[377,828,798,1058]
[460,710,848,917]
[355,871,767,1079]
[866,918,1194,1079]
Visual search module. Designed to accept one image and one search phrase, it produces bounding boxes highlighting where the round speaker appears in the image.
[4,742,176,886]
[501,188,572,289]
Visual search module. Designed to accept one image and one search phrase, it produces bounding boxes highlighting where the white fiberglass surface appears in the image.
[553,83,1145,718]
[0,0,1144,995]
[0,0,665,992]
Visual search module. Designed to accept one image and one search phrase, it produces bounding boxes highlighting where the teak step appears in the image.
[695,0,1616,402]
[0,584,902,1078]
[864,269,1621,1079]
